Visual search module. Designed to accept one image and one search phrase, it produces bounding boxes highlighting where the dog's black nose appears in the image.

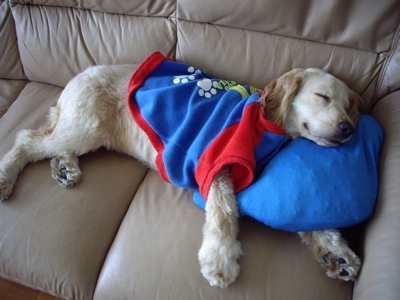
[338,121,354,137]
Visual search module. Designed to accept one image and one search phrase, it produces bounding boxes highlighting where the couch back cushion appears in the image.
[0,1,25,79]
[10,0,400,108]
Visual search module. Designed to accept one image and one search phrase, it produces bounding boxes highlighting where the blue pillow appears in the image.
[193,115,384,232]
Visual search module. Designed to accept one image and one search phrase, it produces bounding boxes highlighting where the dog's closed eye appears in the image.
[315,93,330,102]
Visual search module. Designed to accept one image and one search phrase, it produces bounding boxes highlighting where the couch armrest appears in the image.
[353,91,400,300]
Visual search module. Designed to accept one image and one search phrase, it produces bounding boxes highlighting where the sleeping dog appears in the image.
[0,52,361,287]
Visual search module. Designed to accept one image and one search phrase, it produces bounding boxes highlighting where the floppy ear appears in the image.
[348,90,361,125]
[259,68,304,127]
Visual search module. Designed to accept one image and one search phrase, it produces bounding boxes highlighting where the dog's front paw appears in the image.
[198,237,243,288]
[321,249,361,281]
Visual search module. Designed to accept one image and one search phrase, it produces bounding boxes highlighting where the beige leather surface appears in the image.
[376,29,400,100]
[94,171,353,300]
[0,84,149,298]
[10,2,177,87]
[9,0,400,106]
[0,79,26,117]
[0,0,25,79]
[177,0,397,52]
[1,0,400,299]
[11,0,177,16]
[353,93,400,300]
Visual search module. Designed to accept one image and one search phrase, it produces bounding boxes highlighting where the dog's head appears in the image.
[260,68,361,147]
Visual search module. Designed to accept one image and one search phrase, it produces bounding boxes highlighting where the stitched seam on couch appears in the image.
[373,23,400,103]
[175,18,382,55]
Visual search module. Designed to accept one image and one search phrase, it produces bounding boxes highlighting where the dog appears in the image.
[0,53,361,288]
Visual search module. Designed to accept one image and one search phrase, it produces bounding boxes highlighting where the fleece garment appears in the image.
[128,52,289,198]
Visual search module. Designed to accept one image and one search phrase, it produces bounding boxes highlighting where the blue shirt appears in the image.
[128,52,289,198]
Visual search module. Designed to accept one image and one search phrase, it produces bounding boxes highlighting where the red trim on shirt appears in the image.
[127,52,171,183]
[196,103,278,198]
[257,111,286,135]
[127,52,287,197]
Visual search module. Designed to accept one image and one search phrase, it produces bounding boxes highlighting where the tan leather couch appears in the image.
[1,0,399,299]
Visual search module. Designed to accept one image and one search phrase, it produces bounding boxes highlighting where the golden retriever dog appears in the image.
[0,60,361,288]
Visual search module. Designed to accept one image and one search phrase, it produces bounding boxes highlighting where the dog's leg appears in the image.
[298,230,361,281]
[0,65,138,201]
[0,127,57,201]
[198,167,243,288]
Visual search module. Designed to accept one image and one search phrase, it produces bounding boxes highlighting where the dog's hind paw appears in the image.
[198,237,243,288]
[322,250,361,281]
[50,156,81,188]
[299,230,361,282]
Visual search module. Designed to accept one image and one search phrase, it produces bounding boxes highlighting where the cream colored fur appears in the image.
[0,65,361,287]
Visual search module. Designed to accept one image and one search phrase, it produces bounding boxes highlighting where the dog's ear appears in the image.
[348,89,361,125]
[259,68,304,127]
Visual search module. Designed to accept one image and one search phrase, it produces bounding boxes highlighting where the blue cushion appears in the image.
[193,115,384,232]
